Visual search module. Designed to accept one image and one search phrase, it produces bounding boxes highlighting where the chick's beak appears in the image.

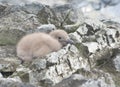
[66,39,74,45]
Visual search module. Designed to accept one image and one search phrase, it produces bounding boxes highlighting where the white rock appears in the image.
[77,25,88,35]
[36,24,56,33]
[69,32,82,43]
[81,77,115,87]
[113,54,120,72]
[83,42,99,53]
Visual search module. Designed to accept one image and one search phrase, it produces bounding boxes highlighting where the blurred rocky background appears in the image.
[0,0,120,87]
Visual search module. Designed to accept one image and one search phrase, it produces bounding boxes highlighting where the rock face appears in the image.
[0,1,120,87]
[0,78,35,87]
[53,72,115,87]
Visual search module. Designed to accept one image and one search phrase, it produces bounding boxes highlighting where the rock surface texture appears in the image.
[0,0,120,87]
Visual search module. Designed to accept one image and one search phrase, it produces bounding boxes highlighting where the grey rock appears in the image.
[91,47,113,60]
[105,28,118,45]
[90,47,118,68]
[29,45,90,86]
[101,0,120,6]
[82,36,96,42]
[63,22,80,33]
[81,78,115,87]
[0,78,35,87]
[53,71,115,87]
[53,4,84,28]
[0,0,31,5]
[0,46,16,58]
[37,4,84,28]
[113,54,120,71]
[69,32,82,43]
[0,3,6,13]
[84,19,105,33]
[36,24,56,33]
[53,74,87,87]
[0,29,25,46]
[13,66,31,83]
[73,19,120,51]
[95,21,120,48]
[53,4,82,24]
[75,69,115,84]
[0,58,20,72]
[30,59,47,71]
[0,7,40,33]
[1,5,22,16]
[77,25,88,35]
[37,6,57,25]
[22,3,44,15]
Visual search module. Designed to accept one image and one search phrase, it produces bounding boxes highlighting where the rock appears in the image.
[113,54,120,72]
[91,47,113,60]
[0,46,16,58]
[95,21,120,48]
[36,24,56,33]
[12,65,31,83]
[53,70,115,87]
[82,36,96,42]
[0,58,20,72]
[53,4,84,28]
[0,3,7,13]
[53,74,86,87]
[28,45,90,86]
[80,78,114,87]
[0,72,3,78]
[101,0,120,6]
[82,42,99,53]
[22,3,44,15]
[77,25,88,35]
[84,19,105,34]
[0,0,30,5]
[68,18,120,87]
[105,28,118,45]
[37,6,57,25]
[0,58,21,79]
[63,22,80,33]
[38,0,67,6]
[30,59,46,71]
[0,29,25,46]
[53,4,79,24]
[90,47,120,87]
[0,6,40,33]
[37,4,84,28]
[69,32,82,43]
[70,19,106,44]
[0,78,35,87]
[0,0,67,6]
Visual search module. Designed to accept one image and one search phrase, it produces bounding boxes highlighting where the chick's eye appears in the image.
[58,37,62,39]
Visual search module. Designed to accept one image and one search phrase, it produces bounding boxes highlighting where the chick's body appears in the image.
[17,30,73,62]
[17,32,62,61]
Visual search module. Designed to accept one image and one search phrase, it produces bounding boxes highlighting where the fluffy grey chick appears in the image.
[16,30,73,62]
